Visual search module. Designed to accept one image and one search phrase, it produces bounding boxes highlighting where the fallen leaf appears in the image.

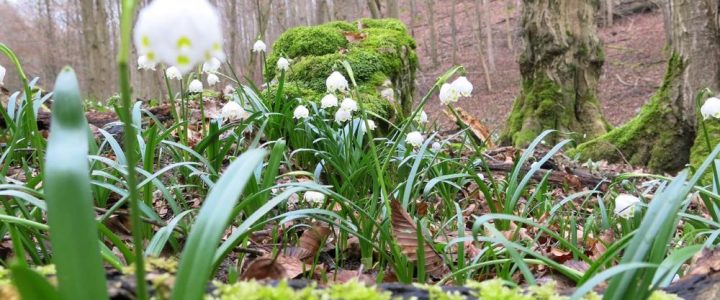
[240,255,308,280]
[390,200,449,278]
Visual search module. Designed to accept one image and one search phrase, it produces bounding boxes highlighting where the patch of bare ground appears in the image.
[401,1,667,134]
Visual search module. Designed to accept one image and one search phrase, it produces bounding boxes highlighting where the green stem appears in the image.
[118,1,148,300]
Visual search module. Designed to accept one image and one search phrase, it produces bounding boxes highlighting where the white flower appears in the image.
[431,142,442,152]
[614,194,641,219]
[188,79,203,93]
[0,65,5,86]
[415,110,428,124]
[335,109,352,124]
[134,0,225,74]
[452,76,473,97]
[439,83,460,105]
[381,88,395,101]
[476,173,485,181]
[320,94,338,109]
[326,71,349,93]
[223,84,235,95]
[293,105,310,119]
[221,101,249,121]
[303,191,325,204]
[701,97,720,120]
[202,57,222,73]
[207,73,220,86]
[137,55,157,71]
[277,57,290,71]
[340,98,358,112]
[406,131,424,148]
[362,119,377,131]
[252,40,266,53]
[166,66,182,80]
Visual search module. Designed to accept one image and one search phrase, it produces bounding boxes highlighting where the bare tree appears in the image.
[450,0,458,65]
[476,0,495,71]
[80,0,112,100]
[368,0,381,18]
[424,0,439,67]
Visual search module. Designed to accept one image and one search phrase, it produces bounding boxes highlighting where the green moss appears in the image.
[573,52,693,173]
[689,118,720,182]
[501,77,564,146]
[267,19,417,117]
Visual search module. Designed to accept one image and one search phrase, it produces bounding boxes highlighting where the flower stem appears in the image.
[118,1,148,299]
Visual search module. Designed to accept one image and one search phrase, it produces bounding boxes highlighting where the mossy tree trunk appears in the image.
[576,0,720,173]
[501,0,608,147]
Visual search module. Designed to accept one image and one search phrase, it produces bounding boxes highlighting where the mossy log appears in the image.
[501,0,609,147]
[266,19,418,119]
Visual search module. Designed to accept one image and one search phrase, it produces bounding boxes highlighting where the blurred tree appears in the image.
[424,0,438,67]
[501,0,608,146]
[80,0,111,100]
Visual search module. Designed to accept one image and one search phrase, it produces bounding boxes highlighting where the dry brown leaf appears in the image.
[390,200,449,278]
[687,248,720,276]
[293,223,332,261]
[240,255,307,280]
[343,31,367,43]
[443,106,494,148]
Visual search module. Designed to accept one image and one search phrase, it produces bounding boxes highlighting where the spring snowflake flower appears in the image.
[188,79,203,93]
[452,76,473,97]
[202,57,222,73]
[340,98,358,112]
[362,119,377,131]
[252,40,266,53]
[166,66,182,80]
[406,131,424,148]
[335,109,352,124]
[320,94,338,109]
[701,97,720,120]
[293,105,310,119]
[221,101,249,121]
[431,142,442,152]
[223,84,235,95]
[326,71,349,93]
[439,83,460,105]
[277,57,290,71]
[415,110,429,124]
[0,65,5,86]
[137,55,157,71]
[134,0,225,74]
[207,73,220,86]
[381,88,395,101]
[303,191,325,204]
[614,194,641,219]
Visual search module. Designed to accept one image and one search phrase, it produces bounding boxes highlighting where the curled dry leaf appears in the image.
[240,255,308,280]
[284,223,332,262]
[443,106,494,148]
[390,200,449,278]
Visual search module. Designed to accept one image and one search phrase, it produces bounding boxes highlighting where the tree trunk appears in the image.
[80,0,111,101]
[386,0,399,18]
[368,0,381,18]
[480,0,495,71]
[316,0,329,23]
[424,0,439,67]
[501,0,608,147]
[576,0,720,173]
[450,0,458,65]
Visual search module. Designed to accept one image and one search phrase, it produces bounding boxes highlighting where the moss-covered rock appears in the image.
[266,19,418,118]
[573,52,694,173]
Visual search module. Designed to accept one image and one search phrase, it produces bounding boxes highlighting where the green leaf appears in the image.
[171,149,266,300]
[10,263,61,300]
[44,67,108,300]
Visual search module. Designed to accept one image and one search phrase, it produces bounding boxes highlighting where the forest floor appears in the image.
[405,1,667,135]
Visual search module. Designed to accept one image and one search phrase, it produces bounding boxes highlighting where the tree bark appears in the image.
[424,0,439,67]
[576,0,720,173]
[368,0,381,18]
[450,0,458,65]
[386,0,399,18]
[480,0,495,71]
[501,0,608,147]
[80,0,111,101]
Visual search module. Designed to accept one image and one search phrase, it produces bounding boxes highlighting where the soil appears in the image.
[401,1,667,135]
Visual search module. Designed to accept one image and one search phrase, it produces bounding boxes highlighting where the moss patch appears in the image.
[266,19,417,118]
[689,118,720,182]
[573,52,694,173]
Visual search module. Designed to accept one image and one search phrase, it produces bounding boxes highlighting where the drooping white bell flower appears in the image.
[701,97,720,120]
[362,119,377,131]
[431,142,442,152]
[415,110,429,124]
[134,0,225,74]
[188,79,204,93]
[451,76,473,97]
[340,98,358,112]
[202,57,222,73]
[614,194,641,219]
[277,57,290,71]
[439,83,460,105]
[137,55,157,71]
[221,101,249,121]
[293,105,310,119]
[252,40,266,53]
[320,94,338,109]
[207,73,220,86]
[406,131,424,148]
[335,109,352,124]
[326,71,349,93]
[380,88,395,101]
[0,65,5,86]
[223,84,235,95]
[303,191,325,204]
[166,66,182,80]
